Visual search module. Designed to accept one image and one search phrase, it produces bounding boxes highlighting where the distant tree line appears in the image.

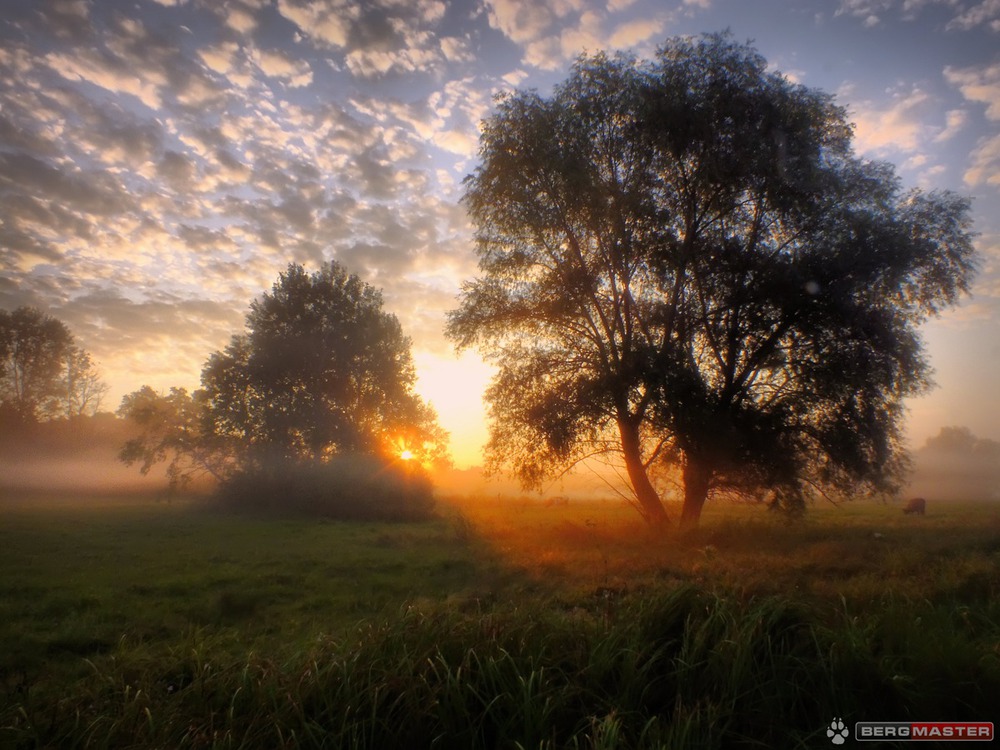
[911,426,1000,501]
[0,306,109,427]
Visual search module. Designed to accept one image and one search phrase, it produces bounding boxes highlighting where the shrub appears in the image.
[213,454,434,521]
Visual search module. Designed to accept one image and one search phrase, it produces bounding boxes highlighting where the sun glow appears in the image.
[399,449,414,461]
[413,350,494,469]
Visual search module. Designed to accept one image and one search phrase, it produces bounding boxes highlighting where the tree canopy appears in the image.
[202,261,445,468]
[447,33,977,528]
[0,306,108,425]
[120,261,446,498]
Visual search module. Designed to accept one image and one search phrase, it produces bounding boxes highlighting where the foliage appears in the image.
[118,386,235,491]
[119,261,446,511]
[213,453,435,521]
[201,262,445,468]
[0,306,107,425]
[448,33,977,528]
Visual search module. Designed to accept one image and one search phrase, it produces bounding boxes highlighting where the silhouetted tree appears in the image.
[121,261,447,502]
[201,261,445,468]
[118,386,234,491]
[448,34,977,529]
[0,306,107,424]
[64,346,110,418]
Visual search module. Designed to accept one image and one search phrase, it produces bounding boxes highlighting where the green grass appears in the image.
[0,498,478,683]
[1,493,998,748]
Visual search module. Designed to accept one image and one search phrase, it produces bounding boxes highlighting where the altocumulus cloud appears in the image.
[0,0,498,402]
[1,0,998,465]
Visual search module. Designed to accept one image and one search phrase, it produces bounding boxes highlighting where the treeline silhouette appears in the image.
[909,426,1000,501]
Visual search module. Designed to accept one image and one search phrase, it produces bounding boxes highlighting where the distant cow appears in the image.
[903,497,926,515]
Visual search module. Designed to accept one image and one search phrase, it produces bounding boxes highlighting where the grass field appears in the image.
[1,492,998,748]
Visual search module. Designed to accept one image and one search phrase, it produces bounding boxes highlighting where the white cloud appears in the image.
[934,108,968,141]
[502,68,529,87]
[345,43,441,78]
[51,0,90,18]
[484,0,555,43]
[199,41,240,75]
[843,84,933,154]
[483,1,669,70]
[964,133,1000,186]
[946,0,1000,31]
[609,17,665,48]
[440,36,474,63]
[559,10,604,58]
[943,61,1000,185]
[944,61,1000,120]
[522,36,564,70]
[252,47,314,87]
[835,0,893,25]
[348,75,490,157]
[277,0,354,48]
[917,163,947,186]
[45,50,165,110]
[900,0,961,16]
[414,0,447,25]
[226,6,258,34]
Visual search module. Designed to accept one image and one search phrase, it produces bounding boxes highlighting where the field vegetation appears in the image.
[1,492,998,748]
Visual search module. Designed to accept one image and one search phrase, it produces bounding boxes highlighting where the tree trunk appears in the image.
[617,418,669,526]
[680,457,712,530]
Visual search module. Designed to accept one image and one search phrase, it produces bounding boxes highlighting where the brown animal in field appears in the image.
[903,497,926,515]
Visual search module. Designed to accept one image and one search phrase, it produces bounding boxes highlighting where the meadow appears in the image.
[1,491,998,748]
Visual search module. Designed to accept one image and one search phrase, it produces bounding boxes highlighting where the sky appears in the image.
[1,0,998,470]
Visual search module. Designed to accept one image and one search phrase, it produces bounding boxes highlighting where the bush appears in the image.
[213,454,435,521]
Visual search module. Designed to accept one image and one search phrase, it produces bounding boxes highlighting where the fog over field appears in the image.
[3,415,997,505]
[907,426,1000,502]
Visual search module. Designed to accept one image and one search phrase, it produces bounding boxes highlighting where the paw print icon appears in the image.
[827,718,849,745]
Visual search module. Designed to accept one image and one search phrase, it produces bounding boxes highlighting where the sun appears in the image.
[399,449,414,461]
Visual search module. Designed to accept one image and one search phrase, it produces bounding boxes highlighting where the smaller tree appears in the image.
[910,426,1000,501]
[201,261,446,469]
[0,306,73,421]
[120,261,447,514]
[0,306,108,424]
[64,346,111,418]
[118,386,236,491]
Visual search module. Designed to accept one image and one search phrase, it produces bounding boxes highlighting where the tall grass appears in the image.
[2,496,998,748]
[5,584,998,748]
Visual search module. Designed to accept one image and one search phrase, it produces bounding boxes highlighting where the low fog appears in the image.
[3,415,997,506]
[906,426,1000,502]
[0,413,167,498]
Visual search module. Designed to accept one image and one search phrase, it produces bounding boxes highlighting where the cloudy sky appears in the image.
[1,0,998,468]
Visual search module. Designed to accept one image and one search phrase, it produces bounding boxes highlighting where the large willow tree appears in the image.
[447,34,976,529]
